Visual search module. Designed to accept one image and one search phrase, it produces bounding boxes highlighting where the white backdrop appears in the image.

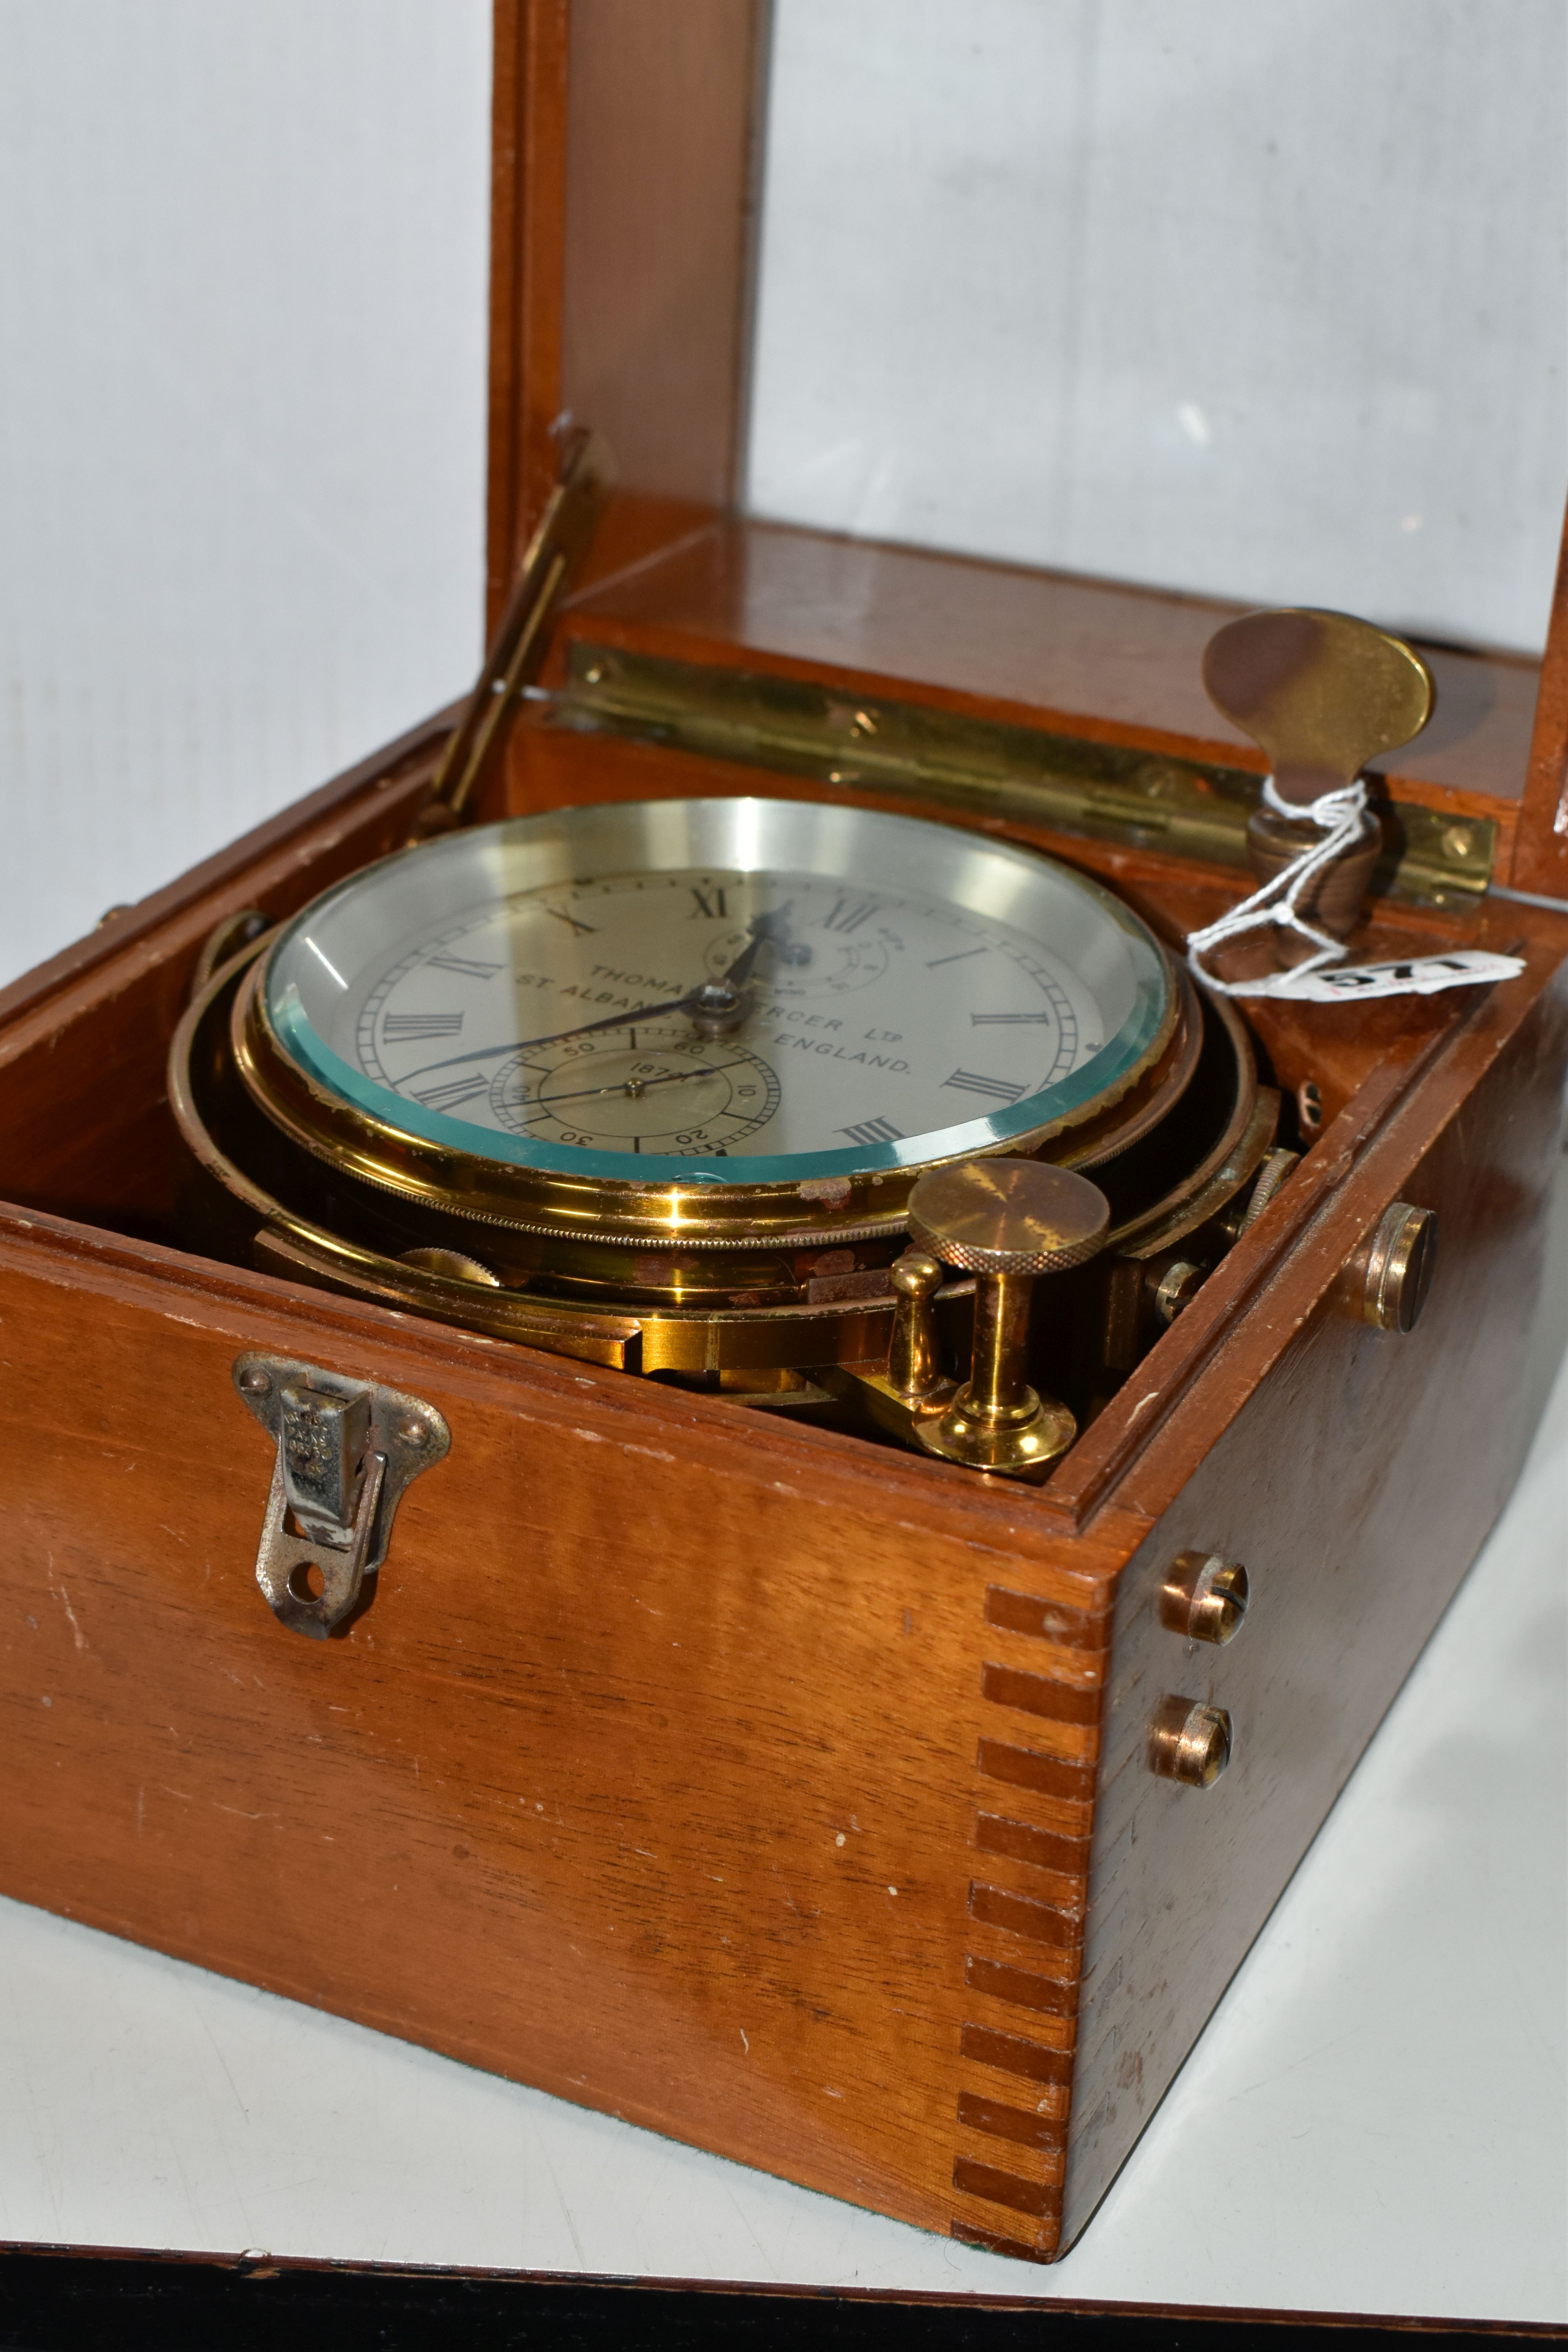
[0,0,492,985]
[2,0,1566,993]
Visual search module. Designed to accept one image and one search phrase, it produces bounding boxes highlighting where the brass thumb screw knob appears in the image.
[906,1159,1110,1479]
[907,1156,1111,1279]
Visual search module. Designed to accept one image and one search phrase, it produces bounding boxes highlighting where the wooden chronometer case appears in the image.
[4,1,1567,2266]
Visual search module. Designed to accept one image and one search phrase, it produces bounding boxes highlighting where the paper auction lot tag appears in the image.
[1234,949,1525,1003]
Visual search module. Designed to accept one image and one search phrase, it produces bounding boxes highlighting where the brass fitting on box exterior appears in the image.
[1148,1698,1233,1788]
[1360,1201,1439,1333]
[1159,1552,1250,1645]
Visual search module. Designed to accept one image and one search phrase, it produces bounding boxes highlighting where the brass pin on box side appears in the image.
[1159,1552,1250,1645]
[1148,1698,1234,1788]
[1360,1202,1439,1333]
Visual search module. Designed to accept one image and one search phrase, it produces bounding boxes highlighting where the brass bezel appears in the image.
[234,937,1184,1256]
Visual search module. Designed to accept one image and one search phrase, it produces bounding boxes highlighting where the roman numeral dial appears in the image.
[285,821,1161,1178]
[412,1074,490,1113]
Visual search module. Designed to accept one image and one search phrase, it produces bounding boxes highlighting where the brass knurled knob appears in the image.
[907,1158,1111,1276]
[905,1158,1111,1481]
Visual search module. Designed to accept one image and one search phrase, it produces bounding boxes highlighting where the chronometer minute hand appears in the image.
[397,991,700,1084]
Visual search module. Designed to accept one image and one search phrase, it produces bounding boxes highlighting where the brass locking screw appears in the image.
[1159,1552,1250,1645]
[1148,1697,1233,1788]
[1360,1201,1439,1333]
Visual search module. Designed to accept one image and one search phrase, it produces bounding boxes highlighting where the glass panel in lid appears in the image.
[746,0,1568,657]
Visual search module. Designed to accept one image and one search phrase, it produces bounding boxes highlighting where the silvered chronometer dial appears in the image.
[234,797,1176,1248]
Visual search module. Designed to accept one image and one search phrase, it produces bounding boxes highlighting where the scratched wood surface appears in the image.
[0,1200,1128,2239]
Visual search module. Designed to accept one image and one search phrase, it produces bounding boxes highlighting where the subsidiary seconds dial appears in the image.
[486,1022,782,1153]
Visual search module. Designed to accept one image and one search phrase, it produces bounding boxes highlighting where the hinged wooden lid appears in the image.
[488,0,1568,900]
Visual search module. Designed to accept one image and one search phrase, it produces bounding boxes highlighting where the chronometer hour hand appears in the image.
[683,904,795,1036]
[715,902,794,992]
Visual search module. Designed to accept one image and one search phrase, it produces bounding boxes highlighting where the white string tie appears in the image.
[1186,776,1371,1000]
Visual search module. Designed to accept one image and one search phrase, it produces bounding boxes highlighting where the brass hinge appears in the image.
[551,644,1494,910]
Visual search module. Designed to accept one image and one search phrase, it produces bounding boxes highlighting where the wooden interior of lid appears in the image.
[489,0,1568,898]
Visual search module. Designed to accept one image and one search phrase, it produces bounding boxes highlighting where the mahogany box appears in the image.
[2,0,1566,2263]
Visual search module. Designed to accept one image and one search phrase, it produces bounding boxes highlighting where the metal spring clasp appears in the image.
[233,1353,450,1638]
